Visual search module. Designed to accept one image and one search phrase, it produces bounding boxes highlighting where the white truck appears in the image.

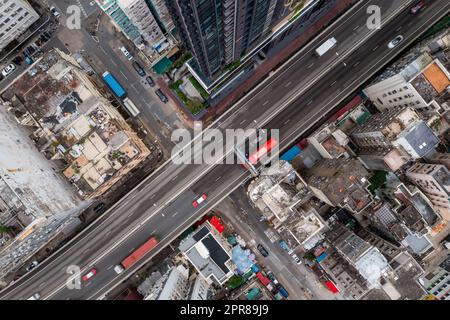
[123,97,140,117]
[315,37,337,57]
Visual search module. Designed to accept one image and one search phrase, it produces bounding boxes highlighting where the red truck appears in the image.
[114,236,158,274]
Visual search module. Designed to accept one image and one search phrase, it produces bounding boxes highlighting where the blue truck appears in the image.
[278,239,293,253]
[276,284,289,298]
[102,71,126,98]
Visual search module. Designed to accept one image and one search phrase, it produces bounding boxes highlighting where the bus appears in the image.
[248,138,278,164]
[123,97,140,117]
[102,71,126,98]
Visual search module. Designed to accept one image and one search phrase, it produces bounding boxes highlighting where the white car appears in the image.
[120,46,133,61]
[388,35,403,49]
[114,265,125,274]
[1,63,15,77]
[27,293,40,300]
[192,194,207,208]
[292,253,302,265]
[50,6,60,18]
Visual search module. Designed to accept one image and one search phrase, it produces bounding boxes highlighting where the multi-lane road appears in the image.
[1,0,448,300]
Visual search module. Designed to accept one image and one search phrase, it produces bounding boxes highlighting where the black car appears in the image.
[146,76,155,87]
[132,61,146,77]
[93,202,106,214]
[257,244,269,257]
[12,56,24,65]
[26,261,39,272]
[155,89,168,103]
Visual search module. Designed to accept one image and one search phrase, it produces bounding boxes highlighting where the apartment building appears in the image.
[350,107,439,171]
[96,0,142,43]
[0,0,39,51]
[144,0,174,33]
[117,0,165,48]
[406,163,450,220]
[144,265,190,300]
[363,53,450,116]
[166,0,279,81]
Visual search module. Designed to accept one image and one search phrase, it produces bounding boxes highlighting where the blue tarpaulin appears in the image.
[280,145,301,162]
[316,252,328,263]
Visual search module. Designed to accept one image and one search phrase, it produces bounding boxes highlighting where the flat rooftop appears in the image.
[179,224,232,284]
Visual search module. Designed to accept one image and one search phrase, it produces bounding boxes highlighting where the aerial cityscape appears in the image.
[0,0,449,307]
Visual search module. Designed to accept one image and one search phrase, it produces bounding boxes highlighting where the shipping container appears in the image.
[121,236,158,269]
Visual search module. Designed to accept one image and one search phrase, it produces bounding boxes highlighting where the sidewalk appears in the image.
[207,0,356,120]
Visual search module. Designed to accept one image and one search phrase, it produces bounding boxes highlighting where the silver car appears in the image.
[1,63,16,77]
[388,35,403,49]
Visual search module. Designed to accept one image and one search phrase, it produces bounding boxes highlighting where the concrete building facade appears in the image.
[117,0,166,48]
[363,53,450,116]
[144,265,190,300]
[165,0,280,81]
[406,163,450,220]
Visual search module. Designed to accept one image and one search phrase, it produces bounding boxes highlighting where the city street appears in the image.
[216,188,340,300]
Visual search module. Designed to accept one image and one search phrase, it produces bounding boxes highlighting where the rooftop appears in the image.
[306,158,372,213]
[395,121,440,158]
[179,223,233,285]
[1,49,150,198]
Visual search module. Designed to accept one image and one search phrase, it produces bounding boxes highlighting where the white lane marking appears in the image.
[353,25,360,31]
[171,175,178,181]
[263,100,269,106]
[215,176,222,182]
[106,265,113,271]
[284,119,291,125]
[120,71,129,81]
[128,247,136,253]
[307,100,313,106]
[330,80,337,87]
[284,81,292,87]
[172,211,179,217]
[353,61,360,67]
[307,63,314,69]
[372,45,379,51]
[240,119,247,125]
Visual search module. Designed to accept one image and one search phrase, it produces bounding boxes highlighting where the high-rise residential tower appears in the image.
[165,0,279,81]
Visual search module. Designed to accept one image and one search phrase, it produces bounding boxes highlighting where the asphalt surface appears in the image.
[1,0,448,300]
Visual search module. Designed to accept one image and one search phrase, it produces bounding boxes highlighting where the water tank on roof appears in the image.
[195,242,210,259]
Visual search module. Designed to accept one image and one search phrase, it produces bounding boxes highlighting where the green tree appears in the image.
[0,225,12,234]
[227,275,245,289]
[368,170,388,194]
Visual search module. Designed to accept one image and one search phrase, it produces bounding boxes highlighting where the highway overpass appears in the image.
[1,0,448,300]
